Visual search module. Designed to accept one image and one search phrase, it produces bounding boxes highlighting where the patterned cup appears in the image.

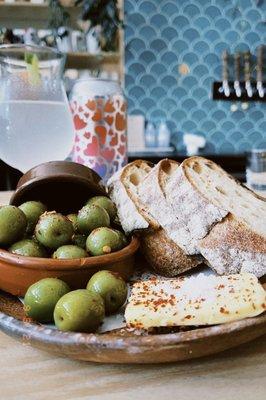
[70,79,127,183]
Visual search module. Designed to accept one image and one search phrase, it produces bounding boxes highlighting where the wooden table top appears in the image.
[0,191,265,400]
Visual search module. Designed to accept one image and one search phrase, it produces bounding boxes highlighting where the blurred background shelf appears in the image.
[65,51,120,70]
[0,2,80,29]
[0,1,124,80]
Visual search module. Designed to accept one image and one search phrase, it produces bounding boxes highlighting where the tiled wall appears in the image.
[124,0,266,153]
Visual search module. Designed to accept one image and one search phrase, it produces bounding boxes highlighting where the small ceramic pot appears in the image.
[0,237,139,296]
[10,160,106,214]
[4,160,140,296]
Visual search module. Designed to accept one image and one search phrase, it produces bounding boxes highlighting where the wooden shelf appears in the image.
[0,2,80,29]
[0,1,124,80]
[66,51,120,70]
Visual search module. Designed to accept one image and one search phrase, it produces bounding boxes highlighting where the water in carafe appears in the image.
[0,45,75,173]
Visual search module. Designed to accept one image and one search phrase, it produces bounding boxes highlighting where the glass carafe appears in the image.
[0,44,75,173]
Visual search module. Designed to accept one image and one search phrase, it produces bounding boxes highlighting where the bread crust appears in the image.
[138,159,198,253]
[139,228,202,277]
[200,214,266,277]
[107,162,150,233]
[121,160,160,230]
[165,157,228,254]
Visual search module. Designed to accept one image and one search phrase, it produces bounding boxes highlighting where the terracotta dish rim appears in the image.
[0,236,139,271]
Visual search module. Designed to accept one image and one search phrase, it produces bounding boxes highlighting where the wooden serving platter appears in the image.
[0,289,265,364]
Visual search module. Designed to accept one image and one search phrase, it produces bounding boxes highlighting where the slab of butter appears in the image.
[125,273,266,329]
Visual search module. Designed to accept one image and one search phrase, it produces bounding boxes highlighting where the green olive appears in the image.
[86,227,125,256]
[0,205,27,247]
[24,278,70,322]
[86,196,117,221]
[35,212,74,249]
[19,201,47,234]
[87,270,127,314]
[54,289,105,332]
[72,233,87,249]
[66,213,79,233]
[53,245,88,260]
[77,204,110,235]
[113,229,128,247]
[9,239,47,258]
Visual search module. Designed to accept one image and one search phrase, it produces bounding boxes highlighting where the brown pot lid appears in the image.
[10,161,106,214]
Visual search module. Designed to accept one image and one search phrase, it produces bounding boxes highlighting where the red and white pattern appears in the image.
[70,94,127,182]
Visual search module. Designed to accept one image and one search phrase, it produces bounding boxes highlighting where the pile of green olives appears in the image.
[0,196,128,259]
[24,270,128,333]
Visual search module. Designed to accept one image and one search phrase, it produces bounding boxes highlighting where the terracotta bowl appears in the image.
[10,160,106,214]
[0,237,139,296]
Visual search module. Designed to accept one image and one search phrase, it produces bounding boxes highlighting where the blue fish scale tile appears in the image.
[172,39,189,54]
[139,1,157,14]
[193,41,210,54]
[150,62,167,75]
[249,131,263,143]
[150,86,167,98]
[192,110,208,122]
[160,97,179,111]
[259,121,266,131]
[139,26,157,37]
[194,16,211,31]
[128,85,146,100]
[182,4,201,18]
[229,131,244,142]
[210,131,225,143]
[171,109,187,121]
[171,86,187,99]
[172,15,190,29]
[125,0,266,153]
[162,2,179,16]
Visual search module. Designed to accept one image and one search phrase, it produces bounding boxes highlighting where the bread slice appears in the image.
[200,214,266,277]
[138,159,198,254]
[164,157,228,253]
[107,160,158,233]
[125,273,266,329]
[165,156,266,277]
[107,159,200,276]
[140,228,201,277]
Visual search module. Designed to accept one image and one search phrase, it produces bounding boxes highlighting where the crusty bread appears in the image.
[138,159,198,254]
[107,159,201,276]
[137,158,202,272]
[165,157,228,253]
[165,156,266,277]
[107,160,157,233]
[200,214,266,277]
[140,228,201,277]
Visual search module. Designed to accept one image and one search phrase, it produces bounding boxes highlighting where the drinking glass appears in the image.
[246,148,266,196]
[0,44,75,173]
[70,78,127,183]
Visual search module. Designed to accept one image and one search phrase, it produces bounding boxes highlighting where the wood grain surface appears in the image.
[0,331,265,400]
[0,191,265,399]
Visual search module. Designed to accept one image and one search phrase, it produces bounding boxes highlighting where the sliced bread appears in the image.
[107,160,158,233]
[140,228,201,277]
[107,159,201,276]
[138,159,198,254]
[200,214,266,277]
[165,156,266,277]
[164,157,228,253]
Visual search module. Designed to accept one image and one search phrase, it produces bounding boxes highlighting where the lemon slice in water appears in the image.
[25,53,41,86]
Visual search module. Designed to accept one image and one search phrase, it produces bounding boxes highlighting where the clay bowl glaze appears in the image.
[10,160,106,214]
[0,236,139,296]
